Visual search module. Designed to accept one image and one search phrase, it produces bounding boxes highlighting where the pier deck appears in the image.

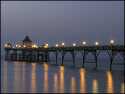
[4,45,124,70]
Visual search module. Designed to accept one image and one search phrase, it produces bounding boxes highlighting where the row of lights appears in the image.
[15,44,38,48]
[54,40,114,47]
[4,40,115,48]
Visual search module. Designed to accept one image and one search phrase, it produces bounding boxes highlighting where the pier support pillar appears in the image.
[5,49,9,60]
[37,51,39,62]
[71,51,75,66]
[93,50,98,69]
[61,55,64,66]
[61,51,65,66]
[22,50,26,61]
[110,56,113,71]
[82,51,85,68]
[95,54,98,69]
[47,52,50,62]
[109,50,115,71]
[39,53,44,62]
[55,51,58,65]
[44,51,49,62]
[13,50,17,61]
[93,51,98,69]
[11,50,17,61]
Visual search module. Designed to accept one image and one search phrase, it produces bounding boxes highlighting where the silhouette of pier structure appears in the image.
[4,36,124,70]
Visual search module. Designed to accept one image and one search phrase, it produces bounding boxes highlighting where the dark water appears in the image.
[1,56,125,93]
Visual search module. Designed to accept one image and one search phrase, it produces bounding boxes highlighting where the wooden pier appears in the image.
[4,45,124,70]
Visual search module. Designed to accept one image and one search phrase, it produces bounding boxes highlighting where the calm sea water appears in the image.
[1,54,125,93]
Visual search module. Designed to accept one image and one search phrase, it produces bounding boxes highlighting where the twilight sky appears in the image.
[1,1,124,47]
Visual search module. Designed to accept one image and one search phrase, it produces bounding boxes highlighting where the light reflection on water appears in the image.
[92,79,98,93]
[22,62,26,92]
[107,71,114,93]
[31,63,36,93]
[70,77,76,93]
[43,63,48,93]
[80,68,86,93]
[14,62,20,92]
[53,73,58,92]
[1,61,124,93]
[3,62,7,93]
[59,66,64,93]
[121,83,125,93]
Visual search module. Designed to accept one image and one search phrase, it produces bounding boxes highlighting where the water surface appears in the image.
[1,58,124,93]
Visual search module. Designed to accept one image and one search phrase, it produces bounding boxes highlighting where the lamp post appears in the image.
[95,42,99,46]
[61,42,65,47]
[55,44,59,47]
[110,40,114,46]
[44,43,48,48]
[32,44,38,48]
[73,43,76,47]
[82,41,86,45]
[16,44,21,48]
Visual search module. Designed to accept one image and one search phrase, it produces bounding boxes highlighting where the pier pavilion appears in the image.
[4,36,48,62]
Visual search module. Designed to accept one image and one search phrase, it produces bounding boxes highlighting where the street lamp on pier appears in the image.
[55,44,59,47]
[95,42,99,46]
[82,41,86,45]
[61,42,65,47]
[73,43,76,47]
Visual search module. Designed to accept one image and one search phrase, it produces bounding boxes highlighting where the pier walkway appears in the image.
[4,45,124,70]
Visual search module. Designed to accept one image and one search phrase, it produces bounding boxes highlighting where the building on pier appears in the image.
[4,42,12,48]
[4,36,48,62]
[22,35,34,48]
[15,36,38,48]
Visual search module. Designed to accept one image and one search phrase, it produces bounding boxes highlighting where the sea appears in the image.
[1,52,125,93]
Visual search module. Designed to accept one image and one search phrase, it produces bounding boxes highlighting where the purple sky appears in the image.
[1,1,124,47]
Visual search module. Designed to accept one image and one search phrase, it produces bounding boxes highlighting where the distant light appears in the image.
[4,44,8,48]
[82,41,86,45]
[18,45,21,48]
[61,42,65,46]
[55,44,59,47]
[23,45,26,48]
[44,43,48,48]
[73,43,76,47]
[4,43,12,48]
[32,44,38,48]
[95,42,99,46]
[60,65,64,71]
[110,40,114,44]
[46,43,48,47]
[16,44,21,48]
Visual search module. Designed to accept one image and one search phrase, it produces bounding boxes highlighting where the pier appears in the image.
[4,36,125,70]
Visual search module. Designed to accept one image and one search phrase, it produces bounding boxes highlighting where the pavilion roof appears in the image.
[23,36,32,43]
